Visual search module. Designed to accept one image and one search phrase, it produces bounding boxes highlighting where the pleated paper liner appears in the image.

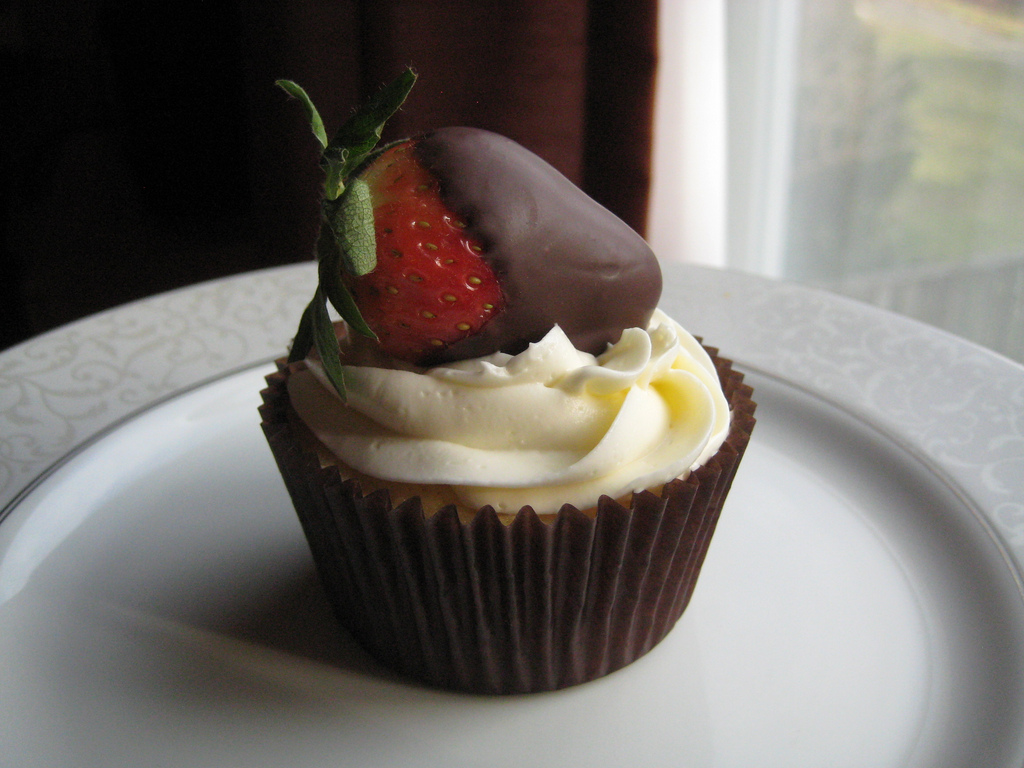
[259,346,756,694]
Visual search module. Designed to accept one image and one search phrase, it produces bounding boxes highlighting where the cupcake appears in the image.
[259,71,755,694]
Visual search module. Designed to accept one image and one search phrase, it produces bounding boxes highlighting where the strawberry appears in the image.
[345,141,505,363]
[280,69,661,398]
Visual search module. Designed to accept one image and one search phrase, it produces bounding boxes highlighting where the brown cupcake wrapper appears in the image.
[259,347,756,694]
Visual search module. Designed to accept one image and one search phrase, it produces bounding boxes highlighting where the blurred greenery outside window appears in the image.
[787,0,1022,275]
[704,0,1024,363]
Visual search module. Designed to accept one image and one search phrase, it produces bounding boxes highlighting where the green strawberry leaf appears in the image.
[310,287,349,400]
[275,79,328,149]
[321,67,417,200]
[288,296,316,363]
[323,177,377,276]
[317,229,378,340]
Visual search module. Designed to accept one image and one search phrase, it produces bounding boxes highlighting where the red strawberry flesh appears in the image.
[349,141,505,364]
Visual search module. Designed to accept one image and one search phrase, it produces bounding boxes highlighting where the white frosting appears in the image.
[289,309,731,515]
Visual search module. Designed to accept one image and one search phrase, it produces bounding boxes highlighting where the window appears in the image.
[651,0,1024,363]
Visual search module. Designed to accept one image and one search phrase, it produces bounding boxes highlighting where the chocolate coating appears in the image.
[412,127,662,363]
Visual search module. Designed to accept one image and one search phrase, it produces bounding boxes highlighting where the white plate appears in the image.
[2,263,1024,768]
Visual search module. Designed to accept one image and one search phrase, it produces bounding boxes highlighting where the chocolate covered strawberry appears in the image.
[407,127,661,364]
[280,70,661,396]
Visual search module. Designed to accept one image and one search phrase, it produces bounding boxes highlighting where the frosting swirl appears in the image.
[288,310,731,515]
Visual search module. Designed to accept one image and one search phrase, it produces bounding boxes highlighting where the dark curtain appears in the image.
[1,0,658,350]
